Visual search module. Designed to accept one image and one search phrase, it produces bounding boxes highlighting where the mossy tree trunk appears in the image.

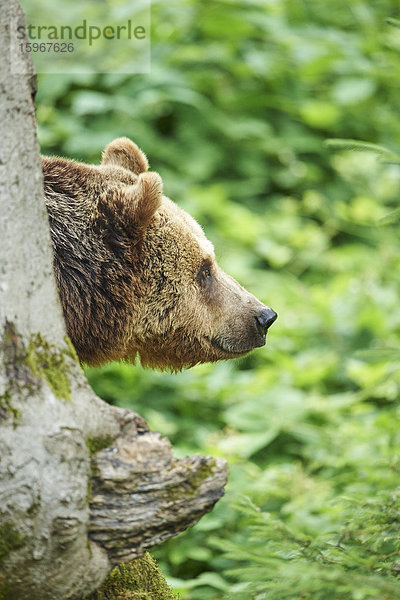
[0,2,227,599]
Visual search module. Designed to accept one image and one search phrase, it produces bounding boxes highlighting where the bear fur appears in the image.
[42,138,277,369]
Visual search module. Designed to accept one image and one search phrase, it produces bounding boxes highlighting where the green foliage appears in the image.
[34,0,400,598]
[209,492,400,600]
[212,495,400,599]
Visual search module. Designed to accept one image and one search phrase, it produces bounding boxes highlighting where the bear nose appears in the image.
[254,307,278,337]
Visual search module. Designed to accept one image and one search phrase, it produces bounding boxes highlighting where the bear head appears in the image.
[42,138,277,369]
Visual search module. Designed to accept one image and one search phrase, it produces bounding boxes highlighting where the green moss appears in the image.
[26,501,40,516]
[86,435,115,497]
[86,435,115,454]
[167,458,217,502]
[64,335,79,363]
[1,322,74,406]
[0,574,12,600]
[0,522,25,565]
[87,553,179,600]
[87,478,93,503]
[25,333,71,401]
[186,459,216,492]
[0,390,20,427]
[1,322,33,422]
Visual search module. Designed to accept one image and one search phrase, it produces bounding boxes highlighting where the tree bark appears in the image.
[0,2,227,599]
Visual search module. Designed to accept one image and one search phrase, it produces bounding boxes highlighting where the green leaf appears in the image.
[324,139,399,157]
[386,17,400,28]
[355,348,400,362]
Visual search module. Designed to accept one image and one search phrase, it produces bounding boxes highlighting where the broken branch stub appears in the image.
[89,409,228,566]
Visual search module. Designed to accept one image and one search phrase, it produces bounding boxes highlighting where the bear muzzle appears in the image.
[210,305,277,357]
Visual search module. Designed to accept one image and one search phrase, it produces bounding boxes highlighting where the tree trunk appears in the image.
[0,2,228,599]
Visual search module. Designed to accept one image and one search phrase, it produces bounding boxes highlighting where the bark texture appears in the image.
[0,2,227,599]
[89,411,227,567]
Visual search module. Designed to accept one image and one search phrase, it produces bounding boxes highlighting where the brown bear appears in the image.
[42,138,277,369]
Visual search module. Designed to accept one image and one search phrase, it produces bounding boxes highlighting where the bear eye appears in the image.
[198,262,213,283]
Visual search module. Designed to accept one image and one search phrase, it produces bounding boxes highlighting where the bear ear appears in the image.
[125,171,163,229]
[102,137,149,174]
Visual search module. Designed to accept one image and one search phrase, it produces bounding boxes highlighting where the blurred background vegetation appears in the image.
[34,0,400,598]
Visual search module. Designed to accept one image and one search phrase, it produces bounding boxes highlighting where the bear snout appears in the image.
[253,307,278,345]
